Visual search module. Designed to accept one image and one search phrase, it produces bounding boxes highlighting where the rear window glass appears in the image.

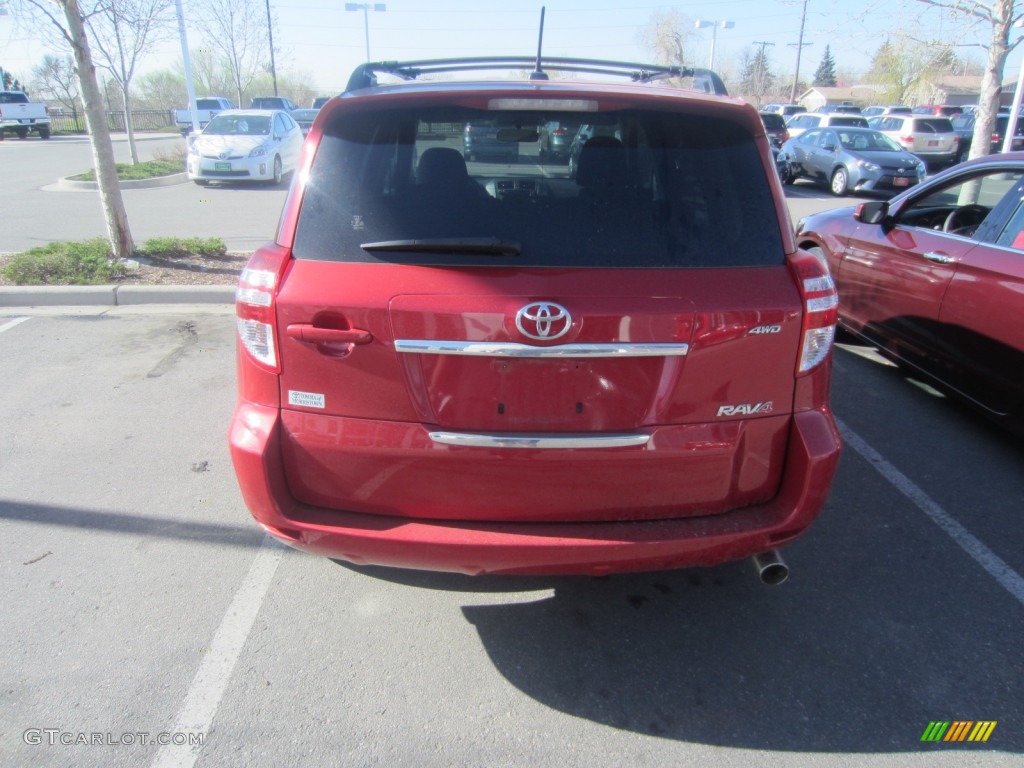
[292,106,784,269]
[760,113,786,129]
[913,118,953,133]
[830,117,868,127]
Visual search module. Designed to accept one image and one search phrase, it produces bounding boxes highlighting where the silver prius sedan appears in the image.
[778,126,926,196]
[187,109,304,186]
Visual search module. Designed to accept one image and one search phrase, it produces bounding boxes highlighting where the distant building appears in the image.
[908,76,981,109]
[798,86,883,111]
[798,77,1020,113]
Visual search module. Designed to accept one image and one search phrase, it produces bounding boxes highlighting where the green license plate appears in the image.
[214,162,231,171]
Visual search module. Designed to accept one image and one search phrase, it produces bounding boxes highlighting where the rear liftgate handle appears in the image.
[286,324,373,345]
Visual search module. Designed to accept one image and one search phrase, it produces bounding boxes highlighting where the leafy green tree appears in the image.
[133,69,186,110]
[866,37,957,103]
[813,45,837,87]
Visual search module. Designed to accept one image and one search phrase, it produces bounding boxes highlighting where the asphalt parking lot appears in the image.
[0,137,1021,767]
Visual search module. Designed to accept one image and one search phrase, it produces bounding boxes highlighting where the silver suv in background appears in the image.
[868,114,959,168]
[861,105,912,117]
[786,113,869,139]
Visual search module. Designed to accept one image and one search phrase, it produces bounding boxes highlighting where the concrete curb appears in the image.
[0,284,234,307]
[57,172,188,191]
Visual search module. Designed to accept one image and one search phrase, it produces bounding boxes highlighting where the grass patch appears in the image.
[68,159,185,182]
[2,237,229,285]
[136,237,226,258]
[1,239,125,285]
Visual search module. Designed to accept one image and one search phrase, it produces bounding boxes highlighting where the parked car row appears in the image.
[951,111,1024,162]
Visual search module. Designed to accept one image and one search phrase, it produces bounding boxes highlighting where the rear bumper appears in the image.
[909,149,956,165]
[854,173,922,192]
[188,155,274,181]
[229,403,841,575]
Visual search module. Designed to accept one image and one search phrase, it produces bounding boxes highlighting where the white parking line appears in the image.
[0,317,30,334]
[151,536,285,768]
[837,417,1024,608]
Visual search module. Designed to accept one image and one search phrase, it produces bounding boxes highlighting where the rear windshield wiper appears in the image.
[360,238,521,256]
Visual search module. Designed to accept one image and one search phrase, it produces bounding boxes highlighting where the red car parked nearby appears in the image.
[229,57,842,579]
[796,153,1024,434]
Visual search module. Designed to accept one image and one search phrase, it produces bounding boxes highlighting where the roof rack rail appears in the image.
[344,56,728,97]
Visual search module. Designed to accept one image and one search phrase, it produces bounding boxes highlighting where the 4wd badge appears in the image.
[717,401,774,417]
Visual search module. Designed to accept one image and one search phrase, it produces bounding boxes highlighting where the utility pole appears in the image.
[789,0,809,103]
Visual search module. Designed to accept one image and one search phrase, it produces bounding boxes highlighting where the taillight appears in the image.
[553,127,567,135]
[790,251,838,375]
[900,134,914,144]
[235,244,290,372]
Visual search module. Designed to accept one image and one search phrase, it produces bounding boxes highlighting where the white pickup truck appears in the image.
[0,91,51,140]
[175,97,235,136]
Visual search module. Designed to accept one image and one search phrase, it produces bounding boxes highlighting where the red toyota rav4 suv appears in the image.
[229,57,841,580]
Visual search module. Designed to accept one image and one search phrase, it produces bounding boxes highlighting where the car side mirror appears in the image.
[855,200,889,225]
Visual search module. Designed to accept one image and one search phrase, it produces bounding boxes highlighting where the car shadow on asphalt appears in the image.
[335,462,1024,754]
[0,499,264,549]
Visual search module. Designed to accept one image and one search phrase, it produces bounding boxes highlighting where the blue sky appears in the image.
[0,0,1012,95]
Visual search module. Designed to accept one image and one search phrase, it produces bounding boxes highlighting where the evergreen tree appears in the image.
[813,46,838,87]
[740,46,775,105]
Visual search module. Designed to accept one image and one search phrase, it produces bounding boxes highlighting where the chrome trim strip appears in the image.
[429,432,651,449]
[396,340,688,358]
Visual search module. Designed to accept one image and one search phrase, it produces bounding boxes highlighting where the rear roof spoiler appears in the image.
[343,56,728,97]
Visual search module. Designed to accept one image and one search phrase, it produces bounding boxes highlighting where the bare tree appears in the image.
[86,0,174,164]
[20,0,134,259]
[31,53,84,129]
[917,0,1023,160]
[188,46,237,99]
[636,8,698,68]
[192,0,269,107]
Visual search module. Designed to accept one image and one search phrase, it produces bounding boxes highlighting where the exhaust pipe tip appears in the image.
[752,549,789,586]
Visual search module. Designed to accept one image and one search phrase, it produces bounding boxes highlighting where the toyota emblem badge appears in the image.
[515,302,572,341]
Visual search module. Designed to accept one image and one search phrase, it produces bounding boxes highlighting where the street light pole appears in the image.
[1003,19,1024,154]
[345,3,386,62]
[173,0,199,136]
[695,19,735,71]
[266,0,278,96]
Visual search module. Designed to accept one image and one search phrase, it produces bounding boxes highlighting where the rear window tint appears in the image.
[913,118,953,133]
[292,106,784,269]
